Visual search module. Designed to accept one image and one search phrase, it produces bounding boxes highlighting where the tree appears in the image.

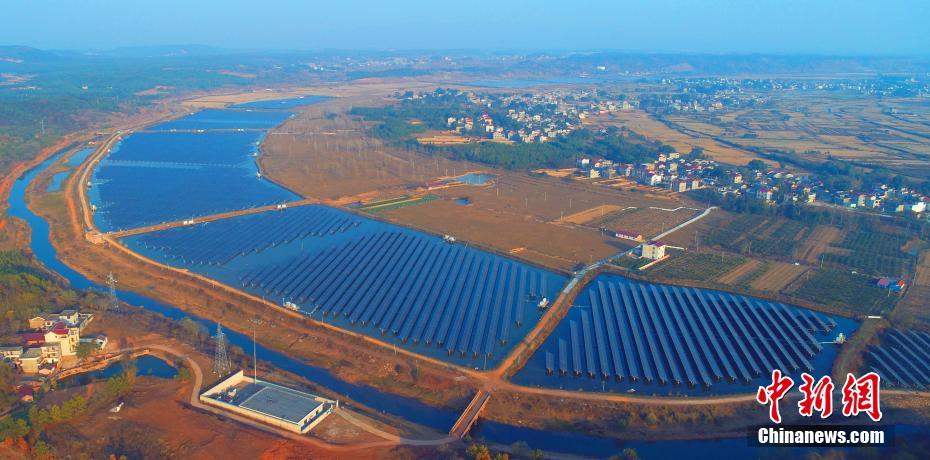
[177,317,208,343]
[466,443,492,460]
[76,341,98,360]
[32,440,53,460]
[747,159,767,171]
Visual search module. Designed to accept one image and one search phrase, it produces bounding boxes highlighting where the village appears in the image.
[0,309,104,402]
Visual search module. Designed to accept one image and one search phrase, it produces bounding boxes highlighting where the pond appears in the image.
[62,355,178,386]
[46,171,71,192]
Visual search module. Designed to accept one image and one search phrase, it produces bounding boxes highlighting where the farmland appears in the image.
[592,206,699,240]
[894,248,930,330]
[254,85,709,272]
[595,89,930,181]
[749,262,808,292]
[792,269,897,315]
[647,251,747,283]
[557,204,626,225]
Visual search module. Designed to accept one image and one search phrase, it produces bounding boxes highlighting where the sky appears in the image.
[3,0,929,55]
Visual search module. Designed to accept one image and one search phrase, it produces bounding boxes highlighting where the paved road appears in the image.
[107,198,319,238]
[651,206,717,241]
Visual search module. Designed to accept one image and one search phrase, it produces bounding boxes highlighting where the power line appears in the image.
[213,323,231,375]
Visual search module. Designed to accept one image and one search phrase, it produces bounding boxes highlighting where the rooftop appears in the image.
[231,381,325,424]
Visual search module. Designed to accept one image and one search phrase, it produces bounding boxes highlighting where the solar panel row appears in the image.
[240,231,558,358]
[549,279,834,387]
[868,329,930,390]
[132,205,359,266]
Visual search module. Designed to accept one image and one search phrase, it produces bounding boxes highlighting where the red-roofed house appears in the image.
[19,332,46,346]
[876,277,906,292]
[613,229,644,242]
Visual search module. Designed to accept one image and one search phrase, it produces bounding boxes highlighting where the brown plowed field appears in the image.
[750,262,809,292]
[799,225,842,264]
[717,259,762,284]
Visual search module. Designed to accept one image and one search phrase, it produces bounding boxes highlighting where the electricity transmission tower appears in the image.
[107,272,119,311]
[213,323,230,375]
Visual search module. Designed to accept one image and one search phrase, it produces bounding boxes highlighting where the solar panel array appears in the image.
[89,111,299,232]
[149,109,293,131]
[131,205,360,266]
[867,329,930,390]
[92,165,297,231]
[240,231,558,358]
[543,278,836,387]
[108,131,264,165]
[230,95,330,110]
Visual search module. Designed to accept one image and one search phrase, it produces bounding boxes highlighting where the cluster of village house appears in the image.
[715,169,930,217]
[0,310,103,377]
[576,151,708,193]
[414,87,639,144]
[576,148,929,219]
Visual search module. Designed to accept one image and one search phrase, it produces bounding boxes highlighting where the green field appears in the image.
[792,269,897,315]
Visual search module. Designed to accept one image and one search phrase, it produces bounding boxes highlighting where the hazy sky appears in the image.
[4,0,929,55]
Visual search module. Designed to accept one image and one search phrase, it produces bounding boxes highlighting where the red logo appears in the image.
[841,372,883,422]
[756,369,794,424]
[756,370,883,423]
[798,373,834,418]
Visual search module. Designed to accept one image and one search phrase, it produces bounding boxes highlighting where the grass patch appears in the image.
[362,195,438,213]
[648,251,746,282]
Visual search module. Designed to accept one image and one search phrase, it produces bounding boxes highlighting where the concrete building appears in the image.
[200,370,337,434]
[641,241,667,260]
[18,348,43,374]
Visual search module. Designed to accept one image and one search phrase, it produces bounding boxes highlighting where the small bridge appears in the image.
[449,389,491,438]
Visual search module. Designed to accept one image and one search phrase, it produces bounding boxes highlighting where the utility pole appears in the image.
[249,318,261,382]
